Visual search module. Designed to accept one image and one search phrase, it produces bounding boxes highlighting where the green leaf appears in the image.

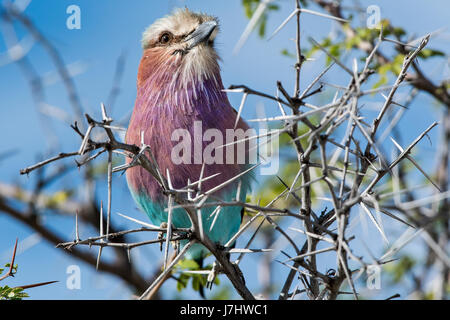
[176,274,189,292]
[326,44,341,65]
[242,0,256,19]
[241,0,278,38]
[385,255,416,283]
[424,291,435,300]
[378,63,391,76]
[0,286,29,300]
[303,46,318,59]
[192,275,200,291]
[356,27,372,41]
[281,49,296,58]
[418,49,445,59]
[191,274,207,292]
[45,191,74,209]
[175,259,216,293]
[345,35,361,50]
[392,27,406,38]
[372,77,385,91]
[258,16,267,38]
[391,54,405,75]
[177,259,200,270]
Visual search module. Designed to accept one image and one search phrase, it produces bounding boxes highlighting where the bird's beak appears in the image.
[185,20,217,50]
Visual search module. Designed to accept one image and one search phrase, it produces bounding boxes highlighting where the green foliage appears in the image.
[0,263,29,300]
[418,49,445,59]
[236,0,450,300]
[86,157,122,178]
[241,0,280,38]
[0,286,29,300]
[372,53,405,89]
[385,255,416,283]
[174,259,220,293]
[354,19,391,41]
[288,16,444,91]
[0,263,17,276]
[281,48,296,59]
[45,190,75,209]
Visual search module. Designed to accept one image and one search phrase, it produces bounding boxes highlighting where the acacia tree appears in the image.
[0,0,448,300]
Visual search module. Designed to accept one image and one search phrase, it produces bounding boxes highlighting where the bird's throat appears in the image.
[135,52,225,117]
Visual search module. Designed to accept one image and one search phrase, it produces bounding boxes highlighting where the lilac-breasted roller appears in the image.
[125,9,252,262]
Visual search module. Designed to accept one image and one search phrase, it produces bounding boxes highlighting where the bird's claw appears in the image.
[206,261,221,290]
[158,222,168,251]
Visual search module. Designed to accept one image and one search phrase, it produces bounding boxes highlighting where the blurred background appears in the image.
[0,0,449,299]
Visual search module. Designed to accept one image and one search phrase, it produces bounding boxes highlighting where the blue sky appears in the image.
[0,0,449,299]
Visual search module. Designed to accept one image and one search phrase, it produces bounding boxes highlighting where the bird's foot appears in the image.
[206,261,222,290]
[215,242,232,261]
[158,222,168,251]
[215,243,226,252]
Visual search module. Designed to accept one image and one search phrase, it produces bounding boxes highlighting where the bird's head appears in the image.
[138,8,220,88]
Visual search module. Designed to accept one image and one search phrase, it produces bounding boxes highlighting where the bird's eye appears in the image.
[159,32,172,44]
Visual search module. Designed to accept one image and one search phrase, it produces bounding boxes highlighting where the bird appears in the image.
[125,8,253,266]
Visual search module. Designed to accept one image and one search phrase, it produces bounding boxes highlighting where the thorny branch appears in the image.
[229,0,449,300]
[1,0,449,300]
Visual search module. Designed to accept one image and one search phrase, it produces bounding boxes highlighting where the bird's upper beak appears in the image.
[184,20,218,50]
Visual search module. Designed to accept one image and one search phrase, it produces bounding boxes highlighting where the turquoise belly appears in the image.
[129,185,248,260]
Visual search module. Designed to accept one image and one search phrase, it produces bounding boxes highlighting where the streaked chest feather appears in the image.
[125,68,250,202]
